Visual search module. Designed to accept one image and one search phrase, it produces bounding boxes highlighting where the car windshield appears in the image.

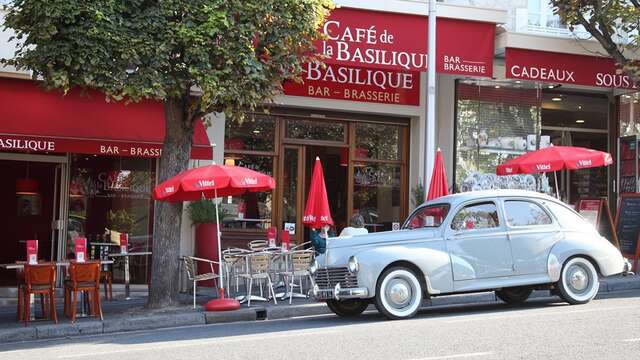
[404,204,450,229]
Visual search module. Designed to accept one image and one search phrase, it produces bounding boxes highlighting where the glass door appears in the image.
[280,146,304,244]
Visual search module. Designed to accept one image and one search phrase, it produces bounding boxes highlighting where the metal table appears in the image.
[109,252,152,300]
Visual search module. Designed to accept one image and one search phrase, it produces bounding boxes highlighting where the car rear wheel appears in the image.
[558,257,599,305]
[375,267,423,320]
[326,300,369,317]
[496,286,532,304]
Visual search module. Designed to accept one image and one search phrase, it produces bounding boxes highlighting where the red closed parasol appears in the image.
[427,148,449,201]
[303,157,333,229]
[153,164,275,311]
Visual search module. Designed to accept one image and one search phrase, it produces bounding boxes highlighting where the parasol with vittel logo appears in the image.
[153,163,275,311]
[496,145,612,198]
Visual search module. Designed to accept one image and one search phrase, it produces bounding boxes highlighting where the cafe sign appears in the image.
[283,7,496,106]
[506,48,637,89]
[317,7,495,76]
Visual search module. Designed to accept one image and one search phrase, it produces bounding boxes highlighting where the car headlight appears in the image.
[309,259,318,275]
[347,256,359,273]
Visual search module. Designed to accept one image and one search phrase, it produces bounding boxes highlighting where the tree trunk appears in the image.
[147,98,194,309]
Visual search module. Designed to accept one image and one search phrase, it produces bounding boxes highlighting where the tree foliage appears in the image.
[551,0,640,82]
[3,0,331,120]
[2,0,332,308]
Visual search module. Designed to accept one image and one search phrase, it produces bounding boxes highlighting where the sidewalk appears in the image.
[1,274,638,343]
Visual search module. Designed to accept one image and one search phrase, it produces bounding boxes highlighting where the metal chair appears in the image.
[287,250,315,304]
[222,248,250,296]
[239,252,277,306]
[248,240,269,251]
[180,256,220,308]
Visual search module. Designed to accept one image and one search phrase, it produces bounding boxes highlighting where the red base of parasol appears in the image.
[204,289,240,312]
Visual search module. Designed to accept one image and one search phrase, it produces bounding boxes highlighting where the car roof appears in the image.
[420,189,563,209]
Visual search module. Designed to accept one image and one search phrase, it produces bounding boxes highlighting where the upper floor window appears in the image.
[527,0,563,29]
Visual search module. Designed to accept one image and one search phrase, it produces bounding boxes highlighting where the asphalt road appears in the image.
[1,290,639,360]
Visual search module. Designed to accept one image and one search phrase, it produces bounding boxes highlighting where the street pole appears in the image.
[424,0,437,197]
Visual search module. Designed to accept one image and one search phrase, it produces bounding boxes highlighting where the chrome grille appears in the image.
[314,267,358,289]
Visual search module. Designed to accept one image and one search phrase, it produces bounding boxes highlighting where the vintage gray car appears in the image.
[311,190,632,320]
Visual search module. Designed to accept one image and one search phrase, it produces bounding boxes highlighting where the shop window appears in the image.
[220,154,273,230]
[619,92,640,137]
[68,155,154,284]
[355,123,402,160]
[225,114,276,152]
[353,163,401,232]
[285,118,346,142]
[455,82,542,193]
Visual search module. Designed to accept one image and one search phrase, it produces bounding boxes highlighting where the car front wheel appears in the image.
[375,267,423,320]
[496,286,532,304]
[558,257,599,305]
[326,299,369,317]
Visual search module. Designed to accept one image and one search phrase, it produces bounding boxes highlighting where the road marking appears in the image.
[410,352,493,360]
[55,329,340,358]
[622,338,640,342]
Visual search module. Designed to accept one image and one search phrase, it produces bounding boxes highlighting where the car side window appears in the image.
[504,200,552,227]
[405,204,450,229]
[450,202,499,231]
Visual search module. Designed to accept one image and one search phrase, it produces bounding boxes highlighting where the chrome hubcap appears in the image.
[567,265,590,293]
[387,278,412,308]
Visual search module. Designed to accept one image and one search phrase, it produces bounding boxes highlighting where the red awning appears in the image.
[0,78,212,159]
[505,48,636,90]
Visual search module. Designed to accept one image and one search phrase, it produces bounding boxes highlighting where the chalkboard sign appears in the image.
[615,194,640,256]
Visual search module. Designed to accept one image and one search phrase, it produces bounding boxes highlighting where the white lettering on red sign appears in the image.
[510,65,576,82]
[442,55,487,75]
[577,159,592,167]
[306,62,413,91]
[595,73,636,88]
[242,177,258,185]
[0,138,55,152]
[322,20,428,71]
[100,145,120,155]
[536,164,552,171]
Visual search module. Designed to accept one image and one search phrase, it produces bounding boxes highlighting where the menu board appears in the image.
[576,198,619,249]
[615,194,640,256]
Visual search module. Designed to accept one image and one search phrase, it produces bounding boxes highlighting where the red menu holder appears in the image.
[119,233,129,254]
[26,240,38,265]
[281,231,290,251]
[267,227,277,248]
[75,237,87,263]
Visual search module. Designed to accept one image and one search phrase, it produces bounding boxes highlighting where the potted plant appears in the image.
[187,200,226,284]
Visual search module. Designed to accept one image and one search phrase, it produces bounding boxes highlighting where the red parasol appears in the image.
[153,164,275,311]
[153,164,275,202]
[303,157,333,229]
[496,145,612,176]
[496,145,612,198]
[427,148,449,201]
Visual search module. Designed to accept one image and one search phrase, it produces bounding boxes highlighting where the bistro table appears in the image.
[108,252,152,300]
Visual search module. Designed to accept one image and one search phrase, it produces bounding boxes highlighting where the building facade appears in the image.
[1,1,639,288]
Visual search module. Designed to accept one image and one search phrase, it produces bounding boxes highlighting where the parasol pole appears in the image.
[553,171,560,199]
[214,187,225,299]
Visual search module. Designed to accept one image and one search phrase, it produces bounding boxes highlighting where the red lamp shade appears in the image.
[16,178,39,195]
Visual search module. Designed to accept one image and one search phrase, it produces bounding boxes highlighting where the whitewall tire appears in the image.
[558,257,599,305]
[375,267,423,320]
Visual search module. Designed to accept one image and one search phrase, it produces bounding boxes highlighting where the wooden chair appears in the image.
[22,263,57,326]
[64,261,102,323]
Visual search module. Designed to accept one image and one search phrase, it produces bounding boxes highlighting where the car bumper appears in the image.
[312,283,369,300]
[623,258,634,276]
